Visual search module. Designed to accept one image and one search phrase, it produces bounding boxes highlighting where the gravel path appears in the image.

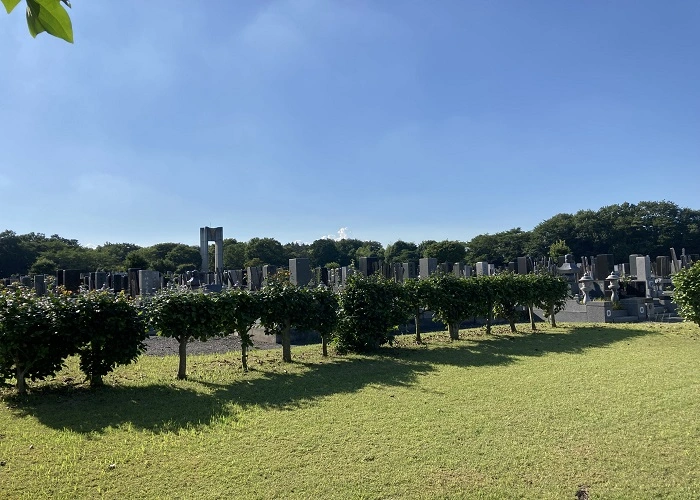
[143,330,281,357]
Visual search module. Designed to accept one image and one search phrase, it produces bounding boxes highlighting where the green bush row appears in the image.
[1,272,570,394]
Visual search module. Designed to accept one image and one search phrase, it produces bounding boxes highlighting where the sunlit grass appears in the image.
[1,322,698,499]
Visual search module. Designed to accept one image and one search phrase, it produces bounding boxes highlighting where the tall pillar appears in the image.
[200,227,224,284]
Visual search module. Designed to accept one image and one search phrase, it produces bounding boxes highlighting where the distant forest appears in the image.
[1,201,698,277]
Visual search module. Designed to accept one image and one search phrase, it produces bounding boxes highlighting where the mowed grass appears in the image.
[1,322,699,499]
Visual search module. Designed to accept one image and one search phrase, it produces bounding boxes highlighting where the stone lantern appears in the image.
[557,254,581,296]
[606,271,620,303]
[578,271,595,304]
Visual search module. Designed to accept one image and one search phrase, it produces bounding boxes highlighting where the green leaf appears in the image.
[26,0,73,43]
[25,0,44,37]
[2,0,21,14]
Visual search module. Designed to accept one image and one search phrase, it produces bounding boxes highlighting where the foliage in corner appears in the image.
[0,287,77,394]
[2,0,73,43]
[672,262,700,328]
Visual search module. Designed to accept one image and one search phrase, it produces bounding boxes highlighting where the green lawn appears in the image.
[1,322,698,499]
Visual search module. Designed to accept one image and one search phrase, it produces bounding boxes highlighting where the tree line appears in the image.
[2,201,698,277]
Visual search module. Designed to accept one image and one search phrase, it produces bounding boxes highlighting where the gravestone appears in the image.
[289,258,312,287]
[438,262,453,274]
[95,272,107,290]
[20,275,32,287]
[262,265,277,284]
[113,273,123,293]
[246,266,262,291]
[629,254,642,277]
[453,262,465,277]
[419,258,437,279]
[63,270,81,293]
[34,275,46,296]
[139,270,161,296]
[56,270,64,287]
[635,256,652,281]
[230,269,245,287]
[656,256,670,278]
[464,265,472,278]
[313,267,329,286]
[403,262,417,280]
[359,257,380,277]
[508,262,516,273]
[475,261,489,277]
[392,263,404,282]
[128,268,140,297]
[341,266,355,284]
[517,256,529,275]
[594,254,614,281]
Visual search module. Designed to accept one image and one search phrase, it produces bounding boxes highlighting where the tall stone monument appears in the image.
[200,226,224,285]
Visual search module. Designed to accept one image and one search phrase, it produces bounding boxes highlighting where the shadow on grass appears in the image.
[9,355,434,435]
[389,324,657,368]
[9,325,656,434]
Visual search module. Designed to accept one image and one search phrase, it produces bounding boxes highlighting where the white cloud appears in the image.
[321,227,350,241]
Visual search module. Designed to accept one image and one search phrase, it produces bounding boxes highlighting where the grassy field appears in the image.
[1,322,698,499]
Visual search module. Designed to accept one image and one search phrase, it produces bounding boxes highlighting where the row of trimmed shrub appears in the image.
[1,272,570,394]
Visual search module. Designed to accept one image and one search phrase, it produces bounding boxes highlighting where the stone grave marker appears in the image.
[359,257,380,277]
[475,261,489,276]
[34,275,46,296]
[64,270,81,293]
[139,270,161,296]
[419,258,437,279]
[247,266,262,291]
[290,258,312,287]
[403,262,417,280]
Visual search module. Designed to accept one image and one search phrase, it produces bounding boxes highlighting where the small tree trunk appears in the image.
[177,337,188,380]
[281,320,292,363]
[90,374,104,388]
[322,336,328,357]
[448,321,460,340]
[549,305,557,328]
[529,305,537,331]
[509,318,516,333]
[241,343,248,372]
[486,308,493,335]
[415,311,422,344]
[89,342,104,388]
[16,365,27,396]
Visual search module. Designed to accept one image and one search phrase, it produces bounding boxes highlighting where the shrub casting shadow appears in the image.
[10,325,655,434]
[10,355,434,434]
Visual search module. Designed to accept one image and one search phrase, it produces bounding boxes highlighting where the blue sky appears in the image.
[1,1,699,248]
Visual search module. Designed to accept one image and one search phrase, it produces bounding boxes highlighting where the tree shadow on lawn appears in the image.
[388,324,658,369]
[9,325,655,434]
[9,355,435,435]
